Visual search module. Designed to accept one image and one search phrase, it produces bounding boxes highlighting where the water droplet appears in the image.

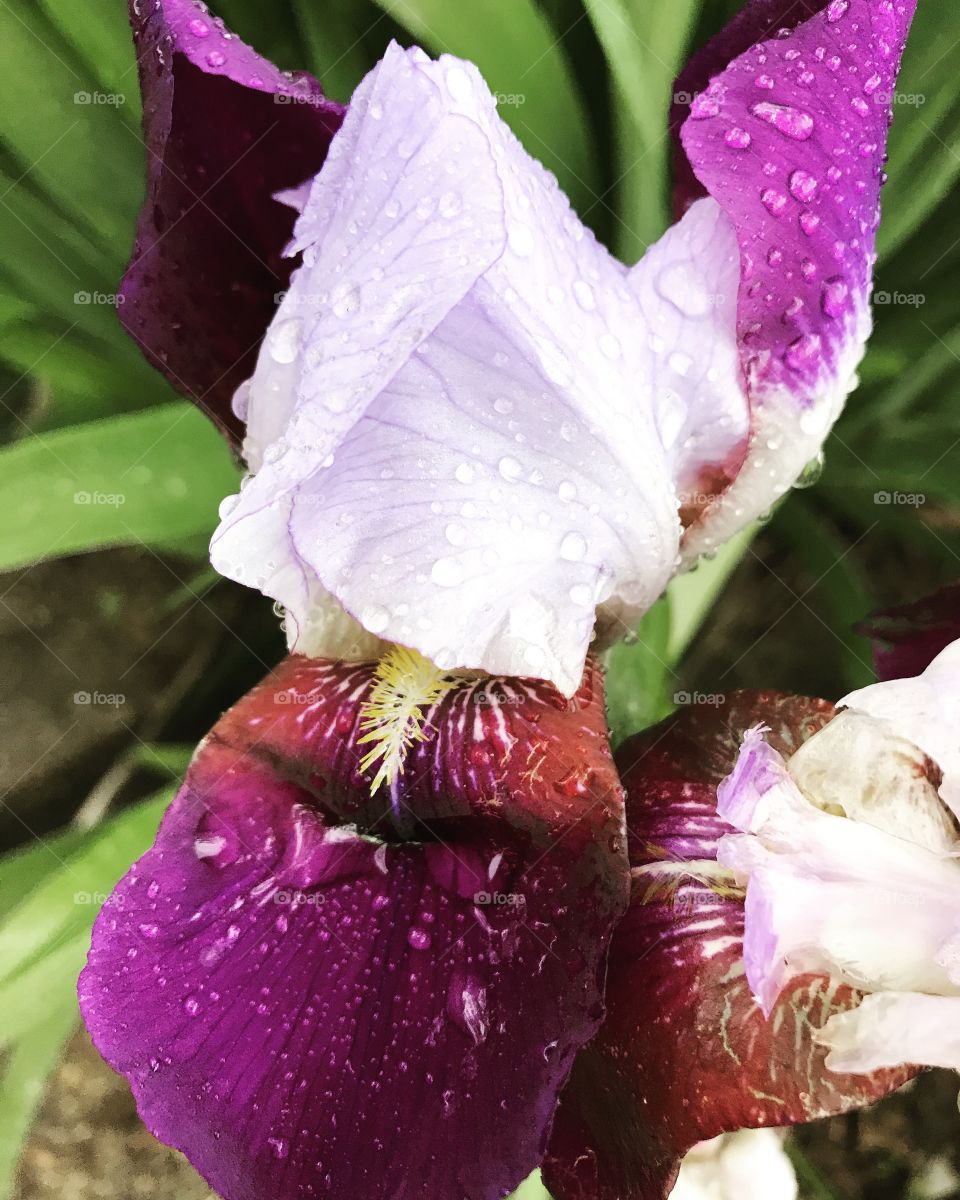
[455,462,476,485]
[799,211,821,236]
[558,480,577,502]
[206,50,226,68]
[851,96,871,118]
[751,102,815,141]
[361,604,389,634]
[189,18,210,37]
[755,74,776,91]
[439,190,462,218]
[761,188,789,216]
[788,169,819,202]
[560,532,587,561]
[689,93,720,119]
[183,995,201,1017]
[724,126,752,149]
[331,284,360,318]
[267,318,302,364]
[431,557,464,588]
[498,456,522,482]
[822,275,849,318]
[785,333,822,370]
[573,280,596,310]
[826,0,849,20]
[408,927,432,950]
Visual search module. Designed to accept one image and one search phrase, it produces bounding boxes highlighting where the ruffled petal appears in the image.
[210,51,758,692]
[857,584,960,680]
[542,694,912,1200]
[819,992,960,1072]
[841,638,960,817]
[120,0,344,445]
[80,656,629,1200]
[673,0,917,562]
[718,718,960,1013]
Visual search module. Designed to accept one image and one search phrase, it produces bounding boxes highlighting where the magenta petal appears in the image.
[672,0,916,566]
[677,0,915,405]
[857,584,960,680]
[80,657,628,1200]
[119,0,344,445]
[542,693,913,1200]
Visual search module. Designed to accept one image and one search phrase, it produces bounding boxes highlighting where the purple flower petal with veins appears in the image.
[119,0,343,446]
[674,0,917,567]
[80,656,629,1200]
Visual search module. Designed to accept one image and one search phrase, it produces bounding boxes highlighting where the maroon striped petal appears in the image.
[80,657,629,1200]
[542,693,914,1200]
[857,584,960,680]
[120,0,344,445]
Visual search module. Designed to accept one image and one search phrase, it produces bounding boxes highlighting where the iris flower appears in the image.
[718,589,960,1075]
[80,1,918,1197]
[120,0,914,697]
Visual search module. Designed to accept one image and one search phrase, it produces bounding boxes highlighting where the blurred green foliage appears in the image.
[0,1,957,1196]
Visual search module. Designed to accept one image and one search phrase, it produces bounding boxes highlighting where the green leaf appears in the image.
[370,0,599,216]
[291,0,376,102]
[0,999,76,1200]
[0,2,142,256]
[584,0,700,257]
[0,402,240,571]
[36,0,142,120]
[0,791,170,990]
[603,597,673,747]
[667,525,758,663]
[507,1171,552,1200]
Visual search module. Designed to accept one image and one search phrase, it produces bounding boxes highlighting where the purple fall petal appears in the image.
[80,656,629,1200]
[120,0,344,445]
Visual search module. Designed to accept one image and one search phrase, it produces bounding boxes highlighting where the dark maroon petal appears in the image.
[542,693,914,1200]
[80,657,629,1200]
[120,0,344,446]
[857,584,960,680]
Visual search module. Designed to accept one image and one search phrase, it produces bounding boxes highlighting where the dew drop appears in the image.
[761,188,789,217]
[751,102,815,141]
[560,532,587,561]
[361,604,389,634]
[724,126,752,150]
[498,455,523,482]
[821,275,849,318]
[788,169,819,202]
[431,557,464,588]
[267,318,302,364]
[408,927,432,951]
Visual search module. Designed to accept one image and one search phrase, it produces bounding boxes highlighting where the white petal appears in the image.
[820,992,960,1073]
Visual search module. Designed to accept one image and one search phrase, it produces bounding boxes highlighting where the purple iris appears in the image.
[80,1,919,1197]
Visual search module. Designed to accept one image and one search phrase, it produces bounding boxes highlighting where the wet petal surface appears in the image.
[80,656,629,1200]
